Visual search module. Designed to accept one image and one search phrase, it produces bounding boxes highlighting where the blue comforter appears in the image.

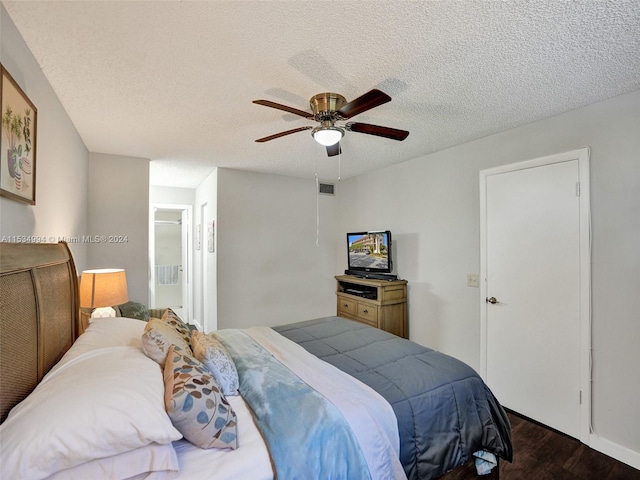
[274,317,513,480]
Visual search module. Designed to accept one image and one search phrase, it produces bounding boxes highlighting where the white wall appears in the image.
[87,153,149,303]
[338,90,640,463]
[215,168,338,330]
[150,185,195,206]
[0,4,89,270]
[151,172,372,342]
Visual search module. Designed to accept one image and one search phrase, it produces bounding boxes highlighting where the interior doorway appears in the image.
[479,148,591,443]
[149,204,193,323]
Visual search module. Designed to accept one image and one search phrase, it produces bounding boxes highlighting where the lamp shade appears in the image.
[80,269,128,308]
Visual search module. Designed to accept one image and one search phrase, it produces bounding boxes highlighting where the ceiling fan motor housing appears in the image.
[310,93,346,121]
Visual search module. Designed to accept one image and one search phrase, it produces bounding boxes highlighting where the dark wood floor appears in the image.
[500,411,640,480]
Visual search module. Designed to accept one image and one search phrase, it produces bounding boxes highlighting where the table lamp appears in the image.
[79,269,128,327]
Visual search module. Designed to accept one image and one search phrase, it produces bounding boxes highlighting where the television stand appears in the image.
[336,275,408,338]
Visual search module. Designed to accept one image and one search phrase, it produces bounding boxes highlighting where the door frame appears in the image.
[149,203,193,323]
[479,147,591,444]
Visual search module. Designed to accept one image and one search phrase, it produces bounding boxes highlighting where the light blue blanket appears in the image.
[215,329,371,480]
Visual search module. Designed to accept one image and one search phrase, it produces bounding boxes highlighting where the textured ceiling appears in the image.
[4,1,640,188]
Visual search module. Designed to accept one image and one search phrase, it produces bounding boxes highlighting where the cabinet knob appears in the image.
[363,309,368,314]
[343,303,348,307]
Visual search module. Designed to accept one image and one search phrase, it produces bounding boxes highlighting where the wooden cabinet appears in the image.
[335,275,408,338]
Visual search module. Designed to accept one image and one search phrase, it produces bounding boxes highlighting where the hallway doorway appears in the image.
[150,204,192,322]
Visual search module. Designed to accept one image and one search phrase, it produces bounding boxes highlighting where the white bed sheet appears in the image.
[171,395,273,480]
[77,318,404,480]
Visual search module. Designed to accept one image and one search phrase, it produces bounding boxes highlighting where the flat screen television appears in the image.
[346,230,392,275]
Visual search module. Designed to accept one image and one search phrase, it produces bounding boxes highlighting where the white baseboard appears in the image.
[589,433,640,470]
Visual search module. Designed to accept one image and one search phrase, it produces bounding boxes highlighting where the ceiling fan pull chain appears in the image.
[315,146,320,247]
[338,144,341,182]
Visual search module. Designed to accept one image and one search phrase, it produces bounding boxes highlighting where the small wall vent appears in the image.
[319,182,335,196]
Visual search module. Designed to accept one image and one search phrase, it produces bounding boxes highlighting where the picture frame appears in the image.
[208,221,215,253]
[1,64,37,205]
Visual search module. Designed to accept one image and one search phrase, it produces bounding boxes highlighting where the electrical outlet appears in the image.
[467,274,479,288]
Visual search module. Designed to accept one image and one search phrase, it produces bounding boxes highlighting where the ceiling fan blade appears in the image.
[255,126,313,143]
[253,99,314,119]
[346,122,409,141]
[337,89,392,119]
[326,143,342,157]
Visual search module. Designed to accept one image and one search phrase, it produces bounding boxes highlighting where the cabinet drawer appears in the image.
[336,275,408,338]
[356,302,378,325]
[337,297,357,316]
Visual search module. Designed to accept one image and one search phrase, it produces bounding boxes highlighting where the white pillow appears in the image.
[0,345,182,480]
[44,442,179,480]
[73,315,147,353]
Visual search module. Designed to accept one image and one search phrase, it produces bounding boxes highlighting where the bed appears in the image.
[0,242,512,480]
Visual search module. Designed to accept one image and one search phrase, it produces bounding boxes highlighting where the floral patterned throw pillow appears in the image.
[192,331,240,396]
[142,318,192,368]
[162,308,191,339]
[163,345,238,450]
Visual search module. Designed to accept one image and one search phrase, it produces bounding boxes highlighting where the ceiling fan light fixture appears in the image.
[312,126,344,146]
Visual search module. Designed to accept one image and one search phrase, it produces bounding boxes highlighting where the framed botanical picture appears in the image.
[1,64,37,205]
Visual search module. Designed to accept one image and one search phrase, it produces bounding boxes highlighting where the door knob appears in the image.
[486,297,498,304]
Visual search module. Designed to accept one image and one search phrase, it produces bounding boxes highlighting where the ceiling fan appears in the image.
[253,89,409,156]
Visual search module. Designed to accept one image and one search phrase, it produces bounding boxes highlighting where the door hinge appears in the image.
[576,182,581,197]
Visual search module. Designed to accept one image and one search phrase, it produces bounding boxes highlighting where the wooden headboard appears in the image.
[0,242,78,422]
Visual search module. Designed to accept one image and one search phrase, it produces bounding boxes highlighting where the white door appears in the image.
[480,149,591,441]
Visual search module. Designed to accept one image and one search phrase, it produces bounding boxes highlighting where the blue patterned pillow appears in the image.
[191,331,239,396]
[163,345,238,450]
